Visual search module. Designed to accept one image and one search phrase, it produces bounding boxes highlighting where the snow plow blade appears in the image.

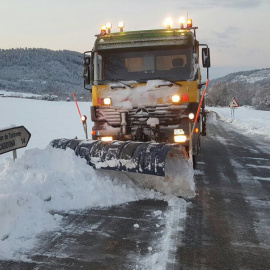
[50,139,195,198]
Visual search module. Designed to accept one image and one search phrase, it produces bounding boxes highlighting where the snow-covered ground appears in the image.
[1,96,269,264]
[0,97,94,259]
[0,97,190,266]
[0,97,89,166]
[209,106,270,141]
[0,146,166,260]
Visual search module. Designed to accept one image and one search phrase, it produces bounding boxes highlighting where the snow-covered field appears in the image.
[0,97,89,166]
[209,106,270,141]
[0,90,41,99]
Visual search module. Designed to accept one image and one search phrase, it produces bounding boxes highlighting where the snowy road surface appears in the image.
[1,97,270,269]
[177,112,270,269]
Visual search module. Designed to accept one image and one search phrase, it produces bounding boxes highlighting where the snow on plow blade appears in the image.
[50,139,195,198]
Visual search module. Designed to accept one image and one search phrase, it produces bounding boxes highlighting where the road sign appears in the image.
[229,98,239,108]
[0,126,31,155]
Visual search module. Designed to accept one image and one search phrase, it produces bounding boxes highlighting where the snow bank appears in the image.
[0,146,159,259]
[209,106,270,141]
[126,148,195,198]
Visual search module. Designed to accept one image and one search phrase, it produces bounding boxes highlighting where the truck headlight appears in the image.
[174,135,187,143]
[101,136,113,142]
[102,97,112,106]
[171,94,180,103]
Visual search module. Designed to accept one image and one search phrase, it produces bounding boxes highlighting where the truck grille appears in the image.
[94,104,188,126]
[93,107,121,126]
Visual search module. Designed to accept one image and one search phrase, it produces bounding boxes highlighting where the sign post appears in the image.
[0,126,31,161]
[229,98,240,119]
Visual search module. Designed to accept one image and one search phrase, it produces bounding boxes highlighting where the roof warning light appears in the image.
[118,21,125,32]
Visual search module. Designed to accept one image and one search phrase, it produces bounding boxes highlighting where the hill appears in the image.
[0,48,90,101]
[207,68,270,110]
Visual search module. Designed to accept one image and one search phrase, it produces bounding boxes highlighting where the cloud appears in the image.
[180,0,264,9]
[210,27,241,48]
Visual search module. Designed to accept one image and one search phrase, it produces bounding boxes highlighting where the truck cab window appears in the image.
[100,47,193,81]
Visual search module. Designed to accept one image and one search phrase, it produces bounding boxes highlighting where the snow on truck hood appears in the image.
[107,80,182,109]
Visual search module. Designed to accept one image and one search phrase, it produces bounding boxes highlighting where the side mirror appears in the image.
[84,57,91,66]
[202,48,211,68]
[84,57,91,85]
[83,52,93,91]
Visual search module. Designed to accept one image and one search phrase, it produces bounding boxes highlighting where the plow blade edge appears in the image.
[50,139,195,197]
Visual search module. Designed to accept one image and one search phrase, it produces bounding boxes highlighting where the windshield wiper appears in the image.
[150,78,182,87]
[137,78,182,87]
[98,79,133,89]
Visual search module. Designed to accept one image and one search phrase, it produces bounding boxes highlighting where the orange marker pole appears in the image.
[72,92,82,121]
[72,92,89,139]
[192,79,209,135]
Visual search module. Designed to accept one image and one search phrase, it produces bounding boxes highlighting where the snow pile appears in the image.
[210,106,270,140]
[164,147,195,198]
[0,146,159,259]
[126,147,195,198]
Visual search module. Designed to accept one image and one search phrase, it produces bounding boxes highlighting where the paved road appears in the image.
[0,199,171,269]
[1,112,269,269]
[177,112,270,269]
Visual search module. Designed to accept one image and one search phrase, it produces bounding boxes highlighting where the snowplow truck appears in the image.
[51,19,210,197]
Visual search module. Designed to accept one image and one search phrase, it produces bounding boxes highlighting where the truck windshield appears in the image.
[99,47,194,82]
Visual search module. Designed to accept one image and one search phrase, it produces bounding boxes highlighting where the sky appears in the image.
[1,0,270,79]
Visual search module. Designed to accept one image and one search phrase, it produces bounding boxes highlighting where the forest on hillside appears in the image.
[207,68,270,111]
[0,48,89,100]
